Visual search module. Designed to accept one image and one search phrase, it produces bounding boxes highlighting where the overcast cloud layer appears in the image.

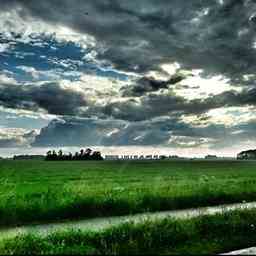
[1,0,256,156]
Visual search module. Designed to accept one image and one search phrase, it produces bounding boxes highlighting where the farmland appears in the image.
[1,159,256,227]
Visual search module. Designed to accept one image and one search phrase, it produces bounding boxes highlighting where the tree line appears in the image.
[45,148,104,161]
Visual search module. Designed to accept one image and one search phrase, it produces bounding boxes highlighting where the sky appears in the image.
[1,0,256,157]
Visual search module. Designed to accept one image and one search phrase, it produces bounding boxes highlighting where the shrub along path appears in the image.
[0,201,256,242]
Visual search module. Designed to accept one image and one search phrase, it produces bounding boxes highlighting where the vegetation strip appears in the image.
[0,202,255,241]
[2,208,256,254]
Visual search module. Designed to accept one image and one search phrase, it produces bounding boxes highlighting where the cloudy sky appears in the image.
[1,0,256,157]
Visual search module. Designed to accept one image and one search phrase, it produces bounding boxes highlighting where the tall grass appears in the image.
[1,160,256,227]
[2,208,256,254]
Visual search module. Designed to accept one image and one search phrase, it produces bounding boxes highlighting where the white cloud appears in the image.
[0,73,17,85]
[161,62,181,76]
[182,106,256,127]
[0,127,37,148]
[0,8,96,50]
[0,106,56,121]
[207,106,256,126]
[0,43,11,53]
[175,74,240,100]
[17,66,40,79]
[169,135,215,148]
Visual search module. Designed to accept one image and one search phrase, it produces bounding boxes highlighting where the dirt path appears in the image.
[222,247,256,255]
[0,201,256,240]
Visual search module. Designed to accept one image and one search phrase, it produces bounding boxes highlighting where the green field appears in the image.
[1,159,256,227]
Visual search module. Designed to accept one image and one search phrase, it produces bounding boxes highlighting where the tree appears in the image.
[58,150,63,160]
[52,150,58,160]
[79,149,84,160]
[74,152,79,160]
[46,151,52,161]
[85,148,92,155]
[91,151,104,160]
[45,148,104,161]
[84,148,92,160]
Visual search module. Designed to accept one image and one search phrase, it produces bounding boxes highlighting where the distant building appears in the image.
[104,154,179,161]
[237,149,256,160]
[104,155,119,160]
[205,155,218,160]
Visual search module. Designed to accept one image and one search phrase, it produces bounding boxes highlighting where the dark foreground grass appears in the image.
[1,160,256,227]
[2,209,256,255]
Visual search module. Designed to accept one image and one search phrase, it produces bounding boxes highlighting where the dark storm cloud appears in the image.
[32,117,127,147]
[3,0,256,151]
[1,71,256,123]
[207,120,256,149]
[83,87,256,122]
[189,87,256,113]
[121,74,186,97]
[2,0,256,83]
[0,80,87,115]
[32,116,194,147]
[0,138,23,147]
[82,95,189,122]
[32,115,256,148]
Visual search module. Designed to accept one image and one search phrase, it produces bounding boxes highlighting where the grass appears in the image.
[1,159,256,227]
[2,208,256,254]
